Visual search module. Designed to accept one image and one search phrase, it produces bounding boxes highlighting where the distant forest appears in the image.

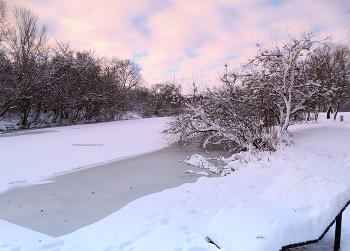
[0,0,349,133]
[0,1,182,129]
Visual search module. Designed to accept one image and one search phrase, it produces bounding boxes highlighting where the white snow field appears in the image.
[0,117,169,194]
[1,113,350,250]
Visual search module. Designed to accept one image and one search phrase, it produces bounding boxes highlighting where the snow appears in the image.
[0,219,88,251]
[196,171,210,176]
[0,117,168,193]
[207,167,350,250]
[1,113,350,251]
[185,153,221,174]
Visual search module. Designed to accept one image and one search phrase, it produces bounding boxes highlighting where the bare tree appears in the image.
[309,43,350,119]
[0,3,150,127]
[0,0,10,44]
[147,82,182,116]
[0,0,14,118]
[9,6,47,62]
[6,6,48,127]
[101,57,143,115]
[114,59,143,92]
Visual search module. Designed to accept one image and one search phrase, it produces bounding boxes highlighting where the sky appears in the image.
[7,0,350,87]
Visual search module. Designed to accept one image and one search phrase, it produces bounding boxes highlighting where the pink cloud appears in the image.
[7,0,350,87]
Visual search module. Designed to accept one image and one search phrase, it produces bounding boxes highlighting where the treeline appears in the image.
[0,1,182,129]
[164,33,350,152]
[1,0,349,141]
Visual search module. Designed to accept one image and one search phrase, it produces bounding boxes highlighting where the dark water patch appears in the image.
[0,129,58,137]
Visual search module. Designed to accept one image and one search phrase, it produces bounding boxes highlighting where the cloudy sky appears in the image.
[7,0,350,86]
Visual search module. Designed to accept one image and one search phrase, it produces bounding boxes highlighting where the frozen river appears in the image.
[0,146,223,237]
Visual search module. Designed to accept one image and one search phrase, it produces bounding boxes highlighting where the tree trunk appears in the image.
[20,107,30,127]
[327,106,332,119]
[282,98,291,130]
[333,101,340,120]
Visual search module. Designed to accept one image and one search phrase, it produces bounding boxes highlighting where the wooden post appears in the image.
[334,213,342,251]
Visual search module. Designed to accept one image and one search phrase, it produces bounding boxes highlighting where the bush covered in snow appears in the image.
[164,31,349,155]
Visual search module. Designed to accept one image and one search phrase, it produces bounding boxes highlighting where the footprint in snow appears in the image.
[161,217,171,225]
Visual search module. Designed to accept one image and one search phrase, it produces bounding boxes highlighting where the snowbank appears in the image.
[0,219,88,251]
[207,168,350,250]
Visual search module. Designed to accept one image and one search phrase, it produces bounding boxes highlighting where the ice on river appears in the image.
[1,113,350,251]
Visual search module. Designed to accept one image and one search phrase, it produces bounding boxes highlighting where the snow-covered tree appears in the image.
[164,32,332,153]
[163,79,277,153]
[308,43,350,119]
[241,32,323,130]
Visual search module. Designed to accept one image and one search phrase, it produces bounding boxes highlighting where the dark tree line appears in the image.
[0,1,182,129]
[164,32,350,153]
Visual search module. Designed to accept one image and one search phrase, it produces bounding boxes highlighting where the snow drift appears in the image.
[207,167,350,251]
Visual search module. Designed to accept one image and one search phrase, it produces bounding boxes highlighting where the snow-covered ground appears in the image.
[0,117,169,194]
[1,113,350,251]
